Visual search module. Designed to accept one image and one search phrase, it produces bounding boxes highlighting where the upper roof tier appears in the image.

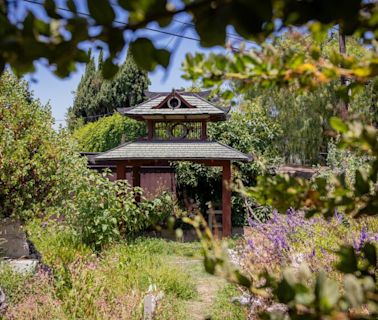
[118,90,229,121]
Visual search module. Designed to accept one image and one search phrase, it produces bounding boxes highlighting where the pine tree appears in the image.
[67,50,149,130]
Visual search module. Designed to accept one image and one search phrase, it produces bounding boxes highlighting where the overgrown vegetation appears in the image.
[0,72,84,220]
[2,1,378,319]
[0,72,171,250]
[1,226,198,319]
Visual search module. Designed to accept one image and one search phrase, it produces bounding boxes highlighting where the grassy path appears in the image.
[168,256,226,319]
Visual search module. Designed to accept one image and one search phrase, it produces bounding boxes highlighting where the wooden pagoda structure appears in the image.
[94,90,249,236]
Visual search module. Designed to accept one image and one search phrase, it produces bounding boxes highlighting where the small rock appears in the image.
[228,248,242,267]
[0,219,29,258]
[0,287,7,314]
[290,253,305,268]
[143,285,164,320]
[266,303,288,314]
[7,259,39,274]
[231,294,252,306]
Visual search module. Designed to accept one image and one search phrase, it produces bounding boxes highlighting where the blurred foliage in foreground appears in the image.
[1,1,377,77]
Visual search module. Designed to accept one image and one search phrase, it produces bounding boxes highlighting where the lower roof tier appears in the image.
[94,141,250,162]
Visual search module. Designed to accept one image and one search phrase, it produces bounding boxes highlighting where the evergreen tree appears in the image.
[67,50,149,130]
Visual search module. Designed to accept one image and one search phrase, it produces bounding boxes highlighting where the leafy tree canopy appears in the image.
[238,33,378,164]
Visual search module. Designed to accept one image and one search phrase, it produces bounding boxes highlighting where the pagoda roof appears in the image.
[119,91,228,121]
[144,90,212,100]
[94,141,250,162]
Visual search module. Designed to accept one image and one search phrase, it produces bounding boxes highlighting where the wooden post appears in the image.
[133,166,141,202]
[201,121,207,140]
[222,161,232,237]
[147,121,154,140]
[116,163,126,180]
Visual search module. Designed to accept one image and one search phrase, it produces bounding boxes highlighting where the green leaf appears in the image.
[130,38,170,71]
[234,270,252,288]
[336,246,358,274]
[355,170,370,195]
[361,243,377,267]
[275,278,295,303]
[315,272,340,313]
[204,256,216,274]
[87,0,115,25]
[66,0,77,13]
[329,117,348,133]
[344,275,364,308]
[101,58,118,79]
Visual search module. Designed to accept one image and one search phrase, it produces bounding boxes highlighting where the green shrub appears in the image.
[61,174,175,250]
[317,139,370,187]
[73,113,146,152]
[0,72,87,221]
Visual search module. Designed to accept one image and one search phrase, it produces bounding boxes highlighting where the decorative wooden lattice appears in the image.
[154,122,202,140]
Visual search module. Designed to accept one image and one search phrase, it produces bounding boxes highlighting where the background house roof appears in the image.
[94,141,250,162]
[118,91,228,121]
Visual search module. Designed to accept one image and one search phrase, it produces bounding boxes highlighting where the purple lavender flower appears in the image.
[308,248,316,259]
[247,239,254,250]
[271,209,279,223]
[334,209,343,224]
[248,217,258,228]
[353,225,370,251]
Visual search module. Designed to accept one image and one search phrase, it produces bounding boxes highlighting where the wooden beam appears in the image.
[222,161,232,237]
[116,163,126,180]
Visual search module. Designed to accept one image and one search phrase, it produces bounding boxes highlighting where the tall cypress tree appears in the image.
[67,50,149,130]
[99,52,149,111]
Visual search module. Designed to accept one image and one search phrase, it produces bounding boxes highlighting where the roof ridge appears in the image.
[93,141,134,159]
[215,141,251,158]
[121,94,164,114]
[191,93,229,114]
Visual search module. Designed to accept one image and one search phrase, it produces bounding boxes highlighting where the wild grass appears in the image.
[1,221,200,319]
[210,284,249,320]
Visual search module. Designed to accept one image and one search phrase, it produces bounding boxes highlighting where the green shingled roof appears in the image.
[94,141,249,162]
